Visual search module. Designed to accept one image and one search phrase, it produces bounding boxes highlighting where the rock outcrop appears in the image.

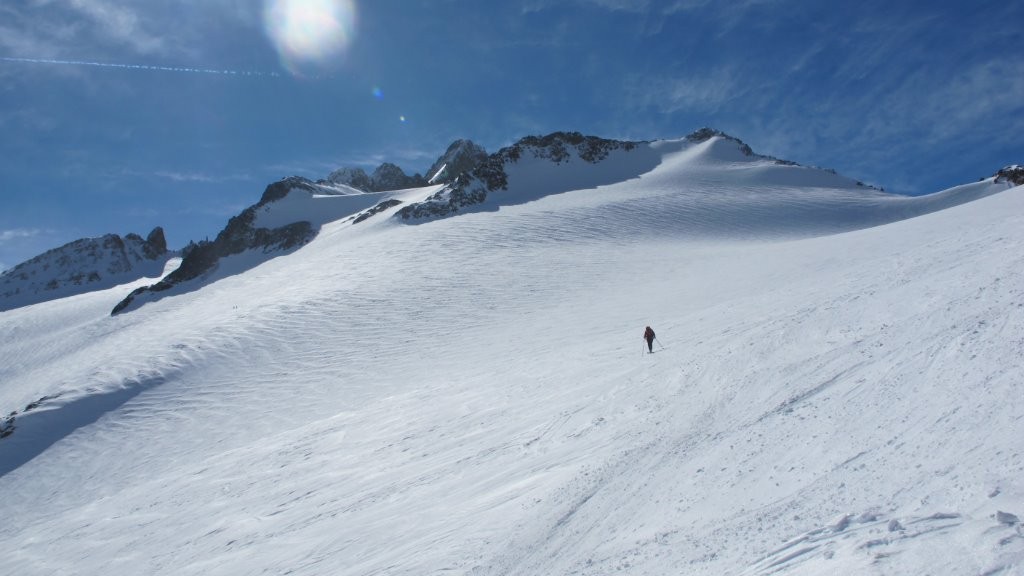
[111,181,322,315]
[425,139,488,184]
[396,132,640,221]
[0,227,172,312]
[995,165,1024,186]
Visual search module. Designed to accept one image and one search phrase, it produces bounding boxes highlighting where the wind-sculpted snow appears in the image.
[110,178,383,314]
[0,132,1022,575]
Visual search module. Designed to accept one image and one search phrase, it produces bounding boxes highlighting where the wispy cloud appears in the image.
[266,146,442,180]
[622,67,745,115]
[66,0,165,55]
[0,228,43,243]
[153,170,254,183]
[2,1,164,58]
[0,2,264,63]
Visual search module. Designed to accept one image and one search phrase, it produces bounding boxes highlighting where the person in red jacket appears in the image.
[643,326,655,353]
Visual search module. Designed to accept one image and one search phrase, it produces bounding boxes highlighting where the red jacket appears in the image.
[643,327,655,340]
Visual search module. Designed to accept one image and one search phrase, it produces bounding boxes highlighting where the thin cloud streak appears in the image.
[0,57,280,78]
[152,171,255,183]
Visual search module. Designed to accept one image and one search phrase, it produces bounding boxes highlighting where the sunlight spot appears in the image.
[399,115,407,123]
[263,0,357,76]
[372,86,383,100]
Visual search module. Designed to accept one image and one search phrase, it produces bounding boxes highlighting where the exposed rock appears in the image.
[372,163,427,191]
[353,199,403,224]
[0,393,65,442]
[995,165,1024,186]
[111,180,320,315]
[326,168,375,192]
[686,127,755,156]
[143,227,167,258]
[426,139,488,184]
[328,164,426,192]
[260,176,329,204]
[397,131,639,221]
[0,226,172,312]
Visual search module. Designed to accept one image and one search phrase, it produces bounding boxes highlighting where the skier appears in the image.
[643,326,655,353]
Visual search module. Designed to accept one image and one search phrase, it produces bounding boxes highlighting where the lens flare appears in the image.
[263,0,357,76]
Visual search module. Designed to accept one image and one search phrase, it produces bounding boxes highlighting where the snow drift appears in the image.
[0,131,1021,575]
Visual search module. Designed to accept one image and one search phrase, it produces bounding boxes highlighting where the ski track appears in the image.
[0,145,1022,574]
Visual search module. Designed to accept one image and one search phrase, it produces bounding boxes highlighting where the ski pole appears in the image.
[655,337,665,350]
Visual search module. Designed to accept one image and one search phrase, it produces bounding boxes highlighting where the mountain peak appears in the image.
[426,139,488,184]
[327,164,426,192]
[686,127,754,154]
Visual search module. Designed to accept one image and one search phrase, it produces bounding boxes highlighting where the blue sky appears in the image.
[1,0,1021,271]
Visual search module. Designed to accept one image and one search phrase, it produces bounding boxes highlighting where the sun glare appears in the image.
[263,0,357,76]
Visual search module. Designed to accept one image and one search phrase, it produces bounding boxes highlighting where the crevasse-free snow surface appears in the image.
[1,135,1022,575]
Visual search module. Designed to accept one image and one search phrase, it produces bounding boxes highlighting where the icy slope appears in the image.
[0,136,1021,575]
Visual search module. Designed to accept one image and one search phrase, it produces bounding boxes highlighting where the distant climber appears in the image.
[643,326,656,353]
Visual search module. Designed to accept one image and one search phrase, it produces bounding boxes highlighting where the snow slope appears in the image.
[0,135,1022,575]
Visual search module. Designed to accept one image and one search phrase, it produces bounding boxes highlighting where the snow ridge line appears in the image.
[0,371,174,478]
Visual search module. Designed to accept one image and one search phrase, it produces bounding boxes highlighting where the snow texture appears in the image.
[0,134,1022,575]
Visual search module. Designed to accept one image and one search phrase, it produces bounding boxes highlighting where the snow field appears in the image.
[0,137,1022,574]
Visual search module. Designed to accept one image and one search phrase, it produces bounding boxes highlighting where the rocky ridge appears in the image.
[425,139,489,184]
[0,227,170,312]
[110,180,329,315]
[327,163,426,192]
[395,131,640,221]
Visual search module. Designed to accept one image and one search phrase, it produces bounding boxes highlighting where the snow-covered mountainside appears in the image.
[0,227,171,312]
[111,176,378,314]
[1,131,1022,575]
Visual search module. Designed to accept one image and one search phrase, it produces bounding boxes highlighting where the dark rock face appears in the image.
[372,163,427,191]
[352,199,403,224]
[0,227,171,311]
[328,140,489,192]
[111,180,320,315]
[995,165,1024,186]
[326,168,375,192]
[260,176,325,204]
[143,227,167,259]
[327,164,426,192]
[425,139,488,184]
[396,131,639,221]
